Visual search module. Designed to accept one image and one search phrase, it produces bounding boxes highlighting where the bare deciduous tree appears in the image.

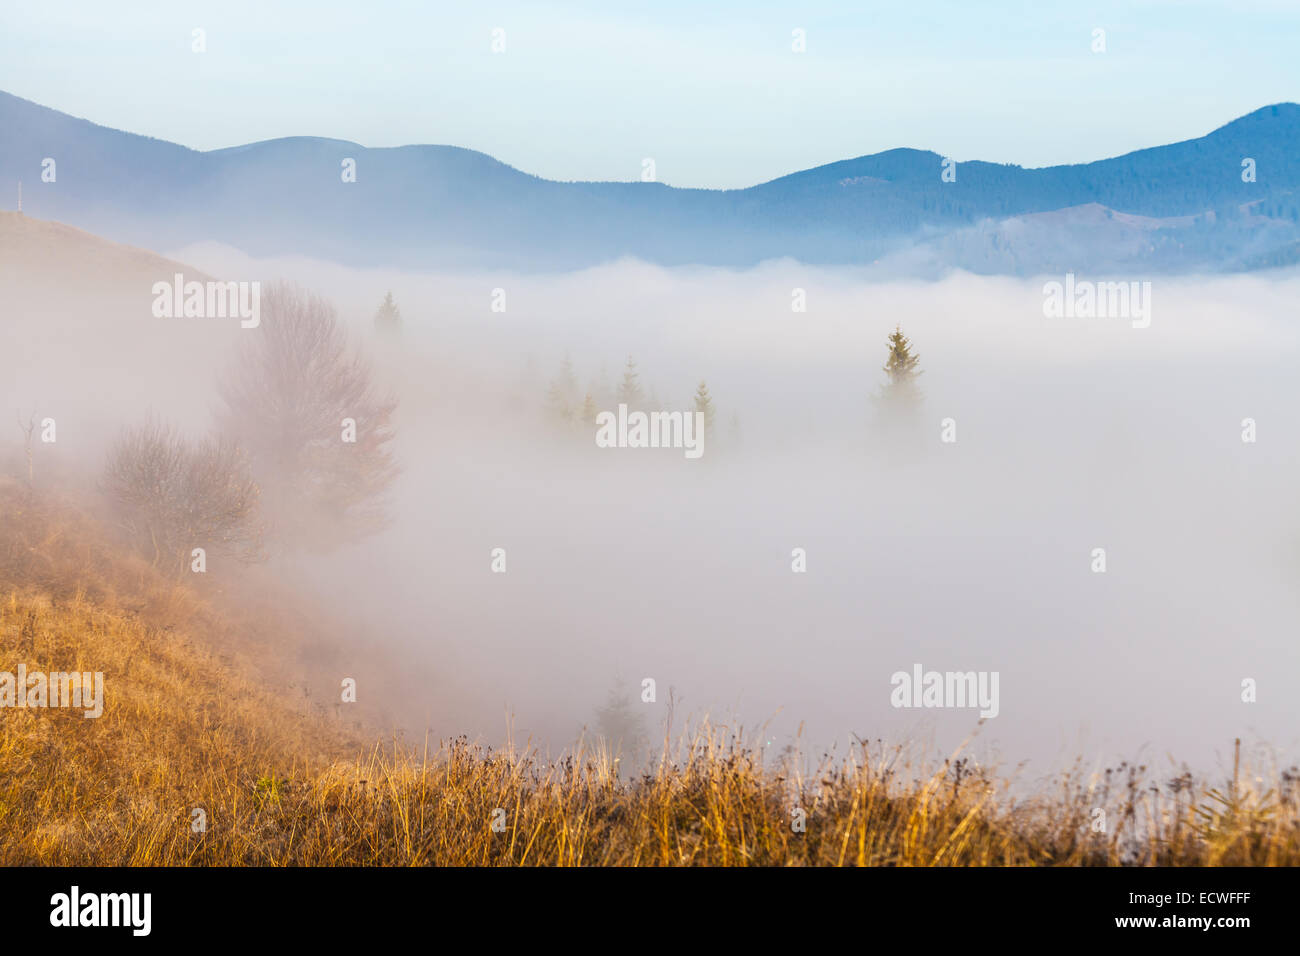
[218,283,398,550]
[102,417,263,576]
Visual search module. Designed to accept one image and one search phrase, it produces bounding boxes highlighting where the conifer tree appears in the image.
[878,325,923,411]
[373,291,402,335]
[546,354,579,422]
[616,355,644,410]
[693,380,716,439]
[594,679,649,769]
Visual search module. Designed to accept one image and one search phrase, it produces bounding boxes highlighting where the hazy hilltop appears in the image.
[0,209,209,287]
[2,91,1299,273]
[0,211,235,442]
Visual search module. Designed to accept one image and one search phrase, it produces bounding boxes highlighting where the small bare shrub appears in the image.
[101,417,263,576]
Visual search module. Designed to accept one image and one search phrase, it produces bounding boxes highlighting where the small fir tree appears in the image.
[373,291,402,335]
[616,355,644,410]
[878,325,923,412]
[693,380,716,440]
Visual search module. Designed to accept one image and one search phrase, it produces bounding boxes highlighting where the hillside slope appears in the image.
[1,480,1298,865]
[0,479,361,864]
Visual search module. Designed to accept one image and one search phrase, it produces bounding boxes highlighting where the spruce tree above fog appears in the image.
[878,325,923,412]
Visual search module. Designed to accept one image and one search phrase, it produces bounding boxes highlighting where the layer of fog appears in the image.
[8,242,1300,780]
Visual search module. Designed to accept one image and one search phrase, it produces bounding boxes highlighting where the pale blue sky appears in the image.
[3,0,1298,188]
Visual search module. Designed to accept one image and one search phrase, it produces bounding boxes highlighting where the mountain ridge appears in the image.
[2,91,1298,273]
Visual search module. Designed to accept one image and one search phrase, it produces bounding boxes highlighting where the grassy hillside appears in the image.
[1,479,1298,865]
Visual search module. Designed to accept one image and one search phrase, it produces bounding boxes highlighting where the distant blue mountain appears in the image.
[2,91,1298,273]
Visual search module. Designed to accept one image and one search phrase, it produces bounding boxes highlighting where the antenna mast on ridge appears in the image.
[16,180,21,214]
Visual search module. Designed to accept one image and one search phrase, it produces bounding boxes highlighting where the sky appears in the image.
[2,0,1299,188]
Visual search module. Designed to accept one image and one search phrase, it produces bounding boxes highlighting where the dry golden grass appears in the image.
[2,479,1299,866]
